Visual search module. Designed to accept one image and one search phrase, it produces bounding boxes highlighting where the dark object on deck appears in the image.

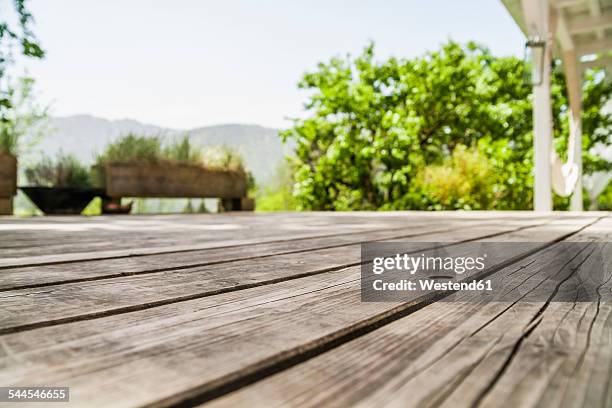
[220,197,255,211]
[21,187,103,215]
[102,199,133,214]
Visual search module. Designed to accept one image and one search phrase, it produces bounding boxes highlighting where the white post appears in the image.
[563,49,583,211]
[523,0,553,211]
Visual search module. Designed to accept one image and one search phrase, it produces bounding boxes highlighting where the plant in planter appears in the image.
[95,134,254,211]
[22,153,103,215]
[201,146,256,211]
[93,133,164,187]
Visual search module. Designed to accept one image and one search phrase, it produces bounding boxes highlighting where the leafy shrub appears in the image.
[413,145,499,210]
[25,153,92,187]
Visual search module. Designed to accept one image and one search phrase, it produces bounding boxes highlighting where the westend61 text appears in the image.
[372,279,493,292]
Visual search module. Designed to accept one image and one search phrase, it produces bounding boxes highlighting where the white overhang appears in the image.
[502,0,612,73]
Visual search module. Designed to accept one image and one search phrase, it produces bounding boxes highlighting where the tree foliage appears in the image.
[0,76,48,154]
[0,0,45,154]
[282,42,611,210]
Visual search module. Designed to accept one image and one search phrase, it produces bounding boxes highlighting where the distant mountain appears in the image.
[34,115,293,184]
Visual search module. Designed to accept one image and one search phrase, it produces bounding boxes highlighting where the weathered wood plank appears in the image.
[202,218,610,408]
[0,221,538,333]
[0,215,584,291]
[0,222,424,266]
[0,216,598,408]
[0,218,497,290]
[1,213,544,264]
[476,243,612,407]
[0,213,576,255]
[435,219,612,408]
[1,213,421,259]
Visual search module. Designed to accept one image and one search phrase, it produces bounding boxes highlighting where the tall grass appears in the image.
[25,153,92,187]
[96,133,164,165]
[201,146,245,171]
[163,135,202,164]
[97,133,246,172]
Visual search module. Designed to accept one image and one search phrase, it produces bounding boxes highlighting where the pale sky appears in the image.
[18,0,524,130]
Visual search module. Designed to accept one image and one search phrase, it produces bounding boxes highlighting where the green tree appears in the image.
[0,76,48,154]
[1,0,45,154]
[282,42,611,210]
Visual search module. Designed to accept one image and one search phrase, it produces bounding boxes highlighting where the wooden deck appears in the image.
[0,212,610,407]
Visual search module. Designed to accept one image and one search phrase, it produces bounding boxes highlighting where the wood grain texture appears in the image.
[0,214,603,408]
[205,217,610,408]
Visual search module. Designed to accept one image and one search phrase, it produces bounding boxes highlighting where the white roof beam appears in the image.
[568,13,612,34]
[577,38,612,55]
[555,0,583,8]
[589,0,602,16]
[556,9,575,50]
[588,0,605,39]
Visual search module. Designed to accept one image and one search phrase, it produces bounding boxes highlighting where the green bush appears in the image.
[25,153,92,187]
[413,145,499,210]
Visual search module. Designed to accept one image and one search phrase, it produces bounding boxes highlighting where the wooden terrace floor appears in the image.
[0,212,610,407]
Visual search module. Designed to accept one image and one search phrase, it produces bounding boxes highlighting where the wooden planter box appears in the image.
[103,163,248,200]
[0,153,17,215]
